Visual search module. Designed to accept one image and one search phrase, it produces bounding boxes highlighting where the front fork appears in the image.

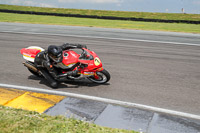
[94,67,104,79]
[94,73,99,79]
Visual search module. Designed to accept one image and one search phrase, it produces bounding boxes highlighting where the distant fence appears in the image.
[0,9,199,24]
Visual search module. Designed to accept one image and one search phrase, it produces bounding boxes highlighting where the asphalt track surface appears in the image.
[0,22,200,116]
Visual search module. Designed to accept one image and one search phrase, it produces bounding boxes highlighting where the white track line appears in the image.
[0,83,200,120]
[1,31,200,46]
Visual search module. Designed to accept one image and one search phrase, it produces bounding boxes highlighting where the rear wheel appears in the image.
[88,69,110,84]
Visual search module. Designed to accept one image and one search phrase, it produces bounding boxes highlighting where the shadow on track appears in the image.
[28,75,110,89]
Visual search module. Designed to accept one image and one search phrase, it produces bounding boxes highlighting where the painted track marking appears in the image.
[1,31,200,46]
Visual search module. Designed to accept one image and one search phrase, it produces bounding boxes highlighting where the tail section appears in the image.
[20,46,44,62]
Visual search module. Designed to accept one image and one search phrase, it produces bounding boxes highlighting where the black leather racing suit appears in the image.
[34,43,86,88]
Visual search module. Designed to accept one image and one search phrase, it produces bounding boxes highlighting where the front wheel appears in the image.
[88,69,110,84]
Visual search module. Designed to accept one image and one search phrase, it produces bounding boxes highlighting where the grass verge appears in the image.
[0,105,136,133]
[0,4,200,22]
[0,12,200,34]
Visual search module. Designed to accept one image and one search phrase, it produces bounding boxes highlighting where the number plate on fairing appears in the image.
[94,57,101,66]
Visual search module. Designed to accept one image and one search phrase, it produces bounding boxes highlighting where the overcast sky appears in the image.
[0,0,200,14]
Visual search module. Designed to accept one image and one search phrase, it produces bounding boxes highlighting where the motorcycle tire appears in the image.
[88,69,110,84]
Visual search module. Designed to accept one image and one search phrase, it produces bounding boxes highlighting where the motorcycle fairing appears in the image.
[20,46,44,62]
[62,50,79,69]
[78,48,103,71]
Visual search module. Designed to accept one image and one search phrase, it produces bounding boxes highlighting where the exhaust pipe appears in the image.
[23,62,38,72]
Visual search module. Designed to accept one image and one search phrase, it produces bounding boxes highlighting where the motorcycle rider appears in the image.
[34,43,87,88]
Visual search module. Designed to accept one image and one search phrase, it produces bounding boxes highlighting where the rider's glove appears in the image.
[82,45,87,49]
[77,44,87,49]
[43,61,53,71]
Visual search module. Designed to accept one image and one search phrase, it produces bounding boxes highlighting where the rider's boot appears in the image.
[39,68,58,88]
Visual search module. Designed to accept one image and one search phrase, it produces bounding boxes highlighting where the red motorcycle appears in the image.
[20,46,110,84]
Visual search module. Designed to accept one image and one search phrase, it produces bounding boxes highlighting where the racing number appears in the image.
[94,57,101,66]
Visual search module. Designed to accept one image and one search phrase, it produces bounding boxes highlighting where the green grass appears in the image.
[0,12,200,33]
[0,4,200,21]
[0,105,136,133]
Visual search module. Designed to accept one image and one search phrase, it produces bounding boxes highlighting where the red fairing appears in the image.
[78,49,103,71]
[85,57,103,71]
[20,48,41,58]
[62,50,79,66]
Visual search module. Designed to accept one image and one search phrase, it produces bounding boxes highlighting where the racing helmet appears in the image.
[48,45,63,63]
